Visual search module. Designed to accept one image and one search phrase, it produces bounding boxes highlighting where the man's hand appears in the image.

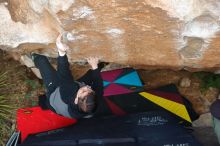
[86,57,100,70]
[56,33,70,56]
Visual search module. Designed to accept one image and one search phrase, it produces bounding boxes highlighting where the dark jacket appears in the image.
[56,55,110,119]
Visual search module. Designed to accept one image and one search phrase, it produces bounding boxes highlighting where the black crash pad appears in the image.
[19,111,201,146]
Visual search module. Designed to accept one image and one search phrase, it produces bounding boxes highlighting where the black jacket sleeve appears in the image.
[57,54,74,83]
[57,55,79,104]
[90,69,112,116]
[90,68,104,98]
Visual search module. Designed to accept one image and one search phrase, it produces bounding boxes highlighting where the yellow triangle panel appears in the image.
[139,92,192,123]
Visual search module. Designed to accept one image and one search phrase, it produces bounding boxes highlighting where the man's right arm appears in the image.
[56,33,74,83]
[57,54,74,82]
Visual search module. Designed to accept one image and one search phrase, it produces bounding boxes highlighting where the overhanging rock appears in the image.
[1,0,220,71]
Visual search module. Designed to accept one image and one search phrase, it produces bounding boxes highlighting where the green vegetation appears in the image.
[24,79,41,106]
[0,71,15,145]
[0,50,44,145]
[193,72,220,92]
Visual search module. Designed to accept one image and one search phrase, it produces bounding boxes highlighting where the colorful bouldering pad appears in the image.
[101,68,143,96]
[106,84,194,123]
[141,84,193,123]
[17,107,77,142]
[140,91,191,123]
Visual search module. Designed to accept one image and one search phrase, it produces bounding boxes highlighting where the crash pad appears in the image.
[106,84,197,123]
[17,107,77,142]
[20,111,202,146]
[101,68,144,96]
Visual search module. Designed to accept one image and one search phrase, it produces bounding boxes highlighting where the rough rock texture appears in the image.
[0,0,220,70]
[192,113,212,127]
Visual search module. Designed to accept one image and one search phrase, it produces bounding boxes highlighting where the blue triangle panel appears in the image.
[114,71,142,87]
[103,81,111,87]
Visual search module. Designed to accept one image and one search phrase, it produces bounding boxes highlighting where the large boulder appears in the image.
[0,0,220,70]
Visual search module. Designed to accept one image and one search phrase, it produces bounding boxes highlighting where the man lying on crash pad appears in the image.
[31,33,110,119]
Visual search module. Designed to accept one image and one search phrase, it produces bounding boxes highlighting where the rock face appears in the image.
[0,0,220,70]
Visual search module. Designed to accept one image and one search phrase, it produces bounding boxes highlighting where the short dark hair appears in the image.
[85,92,95,113]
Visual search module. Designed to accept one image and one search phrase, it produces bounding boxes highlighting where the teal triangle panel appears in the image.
[103,81,111,87]
[114,71,143,87]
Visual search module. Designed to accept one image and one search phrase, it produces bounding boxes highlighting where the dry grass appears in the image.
[0,50,44,145]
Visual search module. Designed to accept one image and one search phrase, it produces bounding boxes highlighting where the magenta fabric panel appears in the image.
[101,69,123,82]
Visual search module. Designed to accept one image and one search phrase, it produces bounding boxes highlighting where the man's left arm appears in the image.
[91,68,104,97]
[87,57,104,98]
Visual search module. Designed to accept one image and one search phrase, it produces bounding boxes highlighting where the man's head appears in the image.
[75,86,95,113]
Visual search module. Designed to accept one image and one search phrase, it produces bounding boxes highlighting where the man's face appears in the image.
[75,86,94,112]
